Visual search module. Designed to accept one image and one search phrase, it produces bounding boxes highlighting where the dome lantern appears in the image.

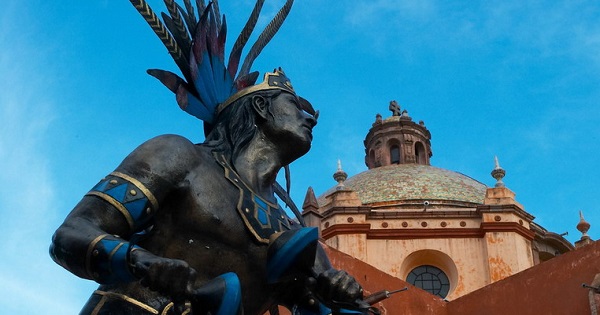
[364,101,432,169]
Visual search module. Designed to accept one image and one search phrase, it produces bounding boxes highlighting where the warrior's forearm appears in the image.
[50,222,138,284]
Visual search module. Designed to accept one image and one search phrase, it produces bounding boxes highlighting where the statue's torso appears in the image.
[99,145,283,314]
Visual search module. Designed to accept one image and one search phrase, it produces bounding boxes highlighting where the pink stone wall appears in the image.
[272,240,600,315]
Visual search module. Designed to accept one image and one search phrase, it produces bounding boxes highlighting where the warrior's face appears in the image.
[259,91,317,161]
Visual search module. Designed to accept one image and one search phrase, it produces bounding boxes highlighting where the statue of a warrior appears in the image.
[50,1,374,314]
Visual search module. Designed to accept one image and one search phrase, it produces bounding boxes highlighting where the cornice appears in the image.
[322,223,371,239]
[480,221,536,241]
[321,222,536,241]
[478,204,535,221]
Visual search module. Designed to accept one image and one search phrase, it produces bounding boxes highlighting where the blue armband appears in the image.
[86,234,138,284]
[86,172,158,232]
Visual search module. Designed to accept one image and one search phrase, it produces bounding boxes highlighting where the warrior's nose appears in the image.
[305,111,318,128]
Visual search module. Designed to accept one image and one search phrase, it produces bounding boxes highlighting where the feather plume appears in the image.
[131,0,296,132]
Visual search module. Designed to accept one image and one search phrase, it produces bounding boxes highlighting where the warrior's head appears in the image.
[205,69,318,164]
[131,0,315,164]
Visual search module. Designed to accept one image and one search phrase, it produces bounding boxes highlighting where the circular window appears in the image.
[406,265,450,298]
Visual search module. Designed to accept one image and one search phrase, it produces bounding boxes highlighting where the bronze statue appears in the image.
[50,1,375,314]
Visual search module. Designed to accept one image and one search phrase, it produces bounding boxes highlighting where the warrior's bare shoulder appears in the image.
[115,134,213,186]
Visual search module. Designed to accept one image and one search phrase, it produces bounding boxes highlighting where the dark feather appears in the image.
[239,0,294,76]
[129,0,184,70]
[190,5,220,107]
[181,0,197,33]
[147,69,185,93]
[195,0,206,16]
[192,4,211,64]
[212,0,222,29]
[228,0,265,79]
[235,71,259,90]
[208,5,218,56]
[217,15,227,60]
[161,13,191,75]
[162,0,192,53]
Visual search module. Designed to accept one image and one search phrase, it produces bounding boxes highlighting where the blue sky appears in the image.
[2,0,600,313]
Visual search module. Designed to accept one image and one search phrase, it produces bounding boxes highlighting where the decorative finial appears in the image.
[577,210,591,238]
[333,159,348,190]
[389,100,401,116]
[400,109,412,121]
[491,156,506,188]
[375,113,382,124]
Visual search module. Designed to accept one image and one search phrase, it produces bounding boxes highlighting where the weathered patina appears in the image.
[50,1,372,314]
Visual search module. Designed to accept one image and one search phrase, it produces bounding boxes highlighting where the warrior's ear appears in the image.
[251,94,269,120]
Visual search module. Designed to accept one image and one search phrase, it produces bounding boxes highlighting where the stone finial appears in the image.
[375,113,382,124]
[491,156,506,188]
[575,210,593,249]
[577,210,591,238]
[400,109,412,121]
[333,159,348,190]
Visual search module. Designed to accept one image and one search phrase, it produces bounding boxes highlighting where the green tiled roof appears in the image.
[321,164,487,205]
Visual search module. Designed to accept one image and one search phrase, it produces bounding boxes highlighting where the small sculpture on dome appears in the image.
[577,210,591,239]
[334,159,349,190]
[575,210,594,249]
[491,156,506,188]
[389,100,401,116]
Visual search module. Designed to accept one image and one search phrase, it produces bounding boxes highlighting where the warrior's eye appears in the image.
[285,95,302,110]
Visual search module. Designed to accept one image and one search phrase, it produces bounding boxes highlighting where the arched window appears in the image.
[406,265,450,298]
[390,145,400,164]
[415,142,426,165]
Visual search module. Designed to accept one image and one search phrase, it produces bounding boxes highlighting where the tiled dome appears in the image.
[320,164,487,206]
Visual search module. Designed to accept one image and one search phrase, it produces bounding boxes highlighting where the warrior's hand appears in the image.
[130,249,197,299]
[315,269,363,304]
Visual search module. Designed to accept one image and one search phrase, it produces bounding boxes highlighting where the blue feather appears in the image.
[189,52,216,114]
[181,91,214,123]
[196,50,218,107]
[211,55,233,102]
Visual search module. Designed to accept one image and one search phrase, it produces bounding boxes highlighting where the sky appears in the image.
[2,0,600,313]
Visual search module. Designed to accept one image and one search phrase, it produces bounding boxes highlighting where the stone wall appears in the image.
[275,240,600,314]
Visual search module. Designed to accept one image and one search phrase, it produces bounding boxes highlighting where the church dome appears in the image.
[320,164,487,206]
[318,103,487,207]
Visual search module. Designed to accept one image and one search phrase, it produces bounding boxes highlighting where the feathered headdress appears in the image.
[129,0,316,133]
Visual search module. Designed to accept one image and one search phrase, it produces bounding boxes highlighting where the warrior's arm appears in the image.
[50,135,200,288]
[276,222,363,311]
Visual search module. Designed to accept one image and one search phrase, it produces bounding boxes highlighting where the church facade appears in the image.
[302,101,573,300]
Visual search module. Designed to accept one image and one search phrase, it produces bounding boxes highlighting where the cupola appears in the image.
[364,100,432,169]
